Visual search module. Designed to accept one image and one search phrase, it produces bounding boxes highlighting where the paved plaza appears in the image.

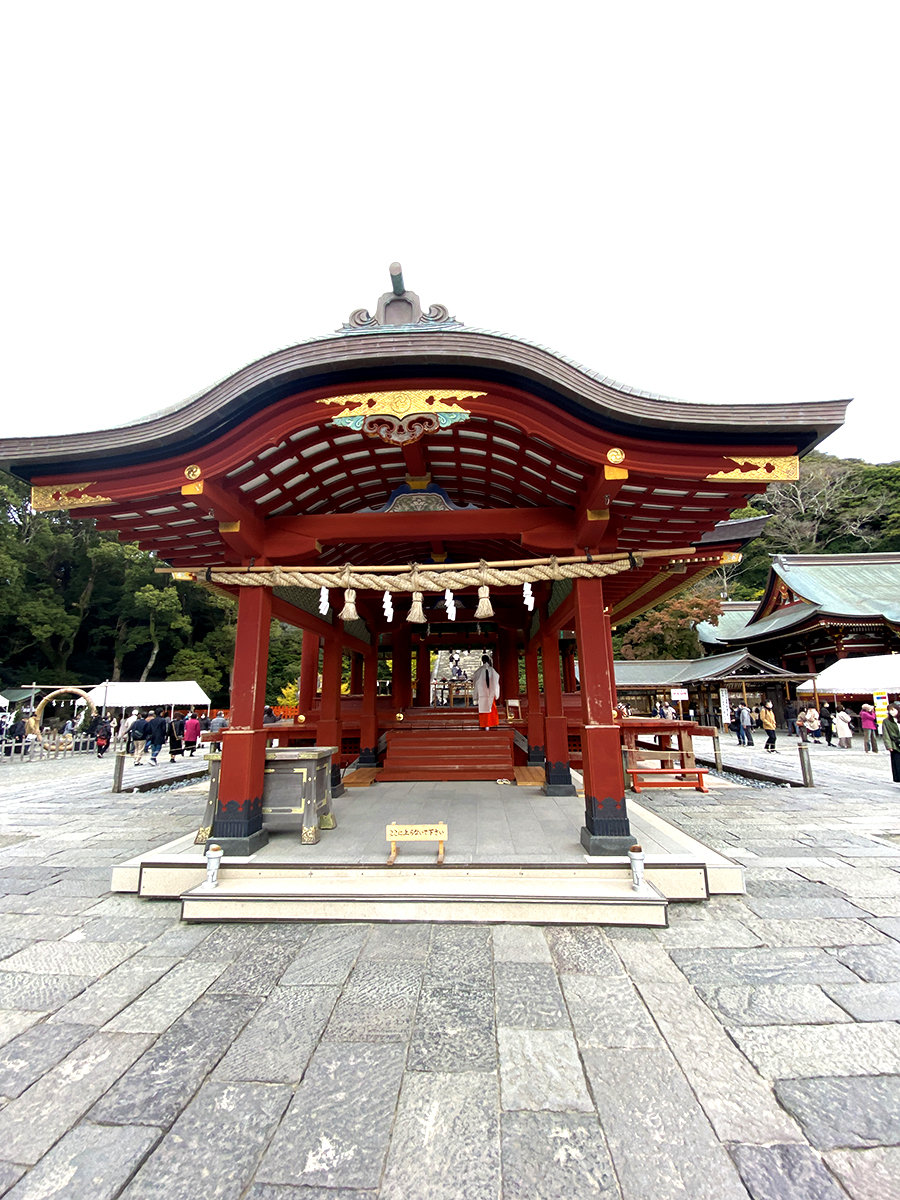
[0,738,899,1199]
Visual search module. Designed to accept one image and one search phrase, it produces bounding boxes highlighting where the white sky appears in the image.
[2,1,898,462]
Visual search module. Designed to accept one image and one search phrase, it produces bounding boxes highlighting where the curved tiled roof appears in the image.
[0,324,849,478]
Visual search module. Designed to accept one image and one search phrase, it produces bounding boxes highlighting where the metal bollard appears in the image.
[628,844,646,891]
[798,743,814,787]
[204,843,224,888]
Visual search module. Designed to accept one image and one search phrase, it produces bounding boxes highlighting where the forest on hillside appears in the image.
[2,453,899,696]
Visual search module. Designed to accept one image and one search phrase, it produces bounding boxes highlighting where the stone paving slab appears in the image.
[729,1143,848,1200]
[773,1075,900,1149]
[824,1146,900,1200]
[583,1046,750,1200]
[500,1110,619,1199]
[729,1021,900,1079]
[380,1071,500,1200]
[4,1121,160,1200]
[120,1081,290,1200]
[256,1043,406,1191]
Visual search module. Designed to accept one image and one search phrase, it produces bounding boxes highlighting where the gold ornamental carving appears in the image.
[317,389,483,446]
[31,483,112,511]
[607,447,626,464]
[706,456,799,482]
[184,464,202,480]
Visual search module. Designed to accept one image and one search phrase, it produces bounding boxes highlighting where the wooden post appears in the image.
[298,632,319,712]
[392,626,412,712]
[112,751,126,794]
[540,629,575,795]
[524,644,545,764]
[359,649,379,766]
[573,577,633,853]
[317,635,345,796]
[350,651,364,695]
[415,641,431,707]
[213,585,272,853]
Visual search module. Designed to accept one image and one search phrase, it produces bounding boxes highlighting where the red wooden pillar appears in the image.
[573,577,633,853]
[562,643,578,693]
[213,586,272,852]
[359,649,379,766]
[498,628,519,705]
[415,641,431,707]
[524,644,545,764]
[298,632,319,712]
[540,629,575,795]
[350,651,364,694]
[392,626,412,711]
[317,635,345,795]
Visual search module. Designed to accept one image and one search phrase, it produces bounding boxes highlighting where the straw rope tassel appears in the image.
[407,591,426,623]
[474,586,493,619]
[339,588,358,621]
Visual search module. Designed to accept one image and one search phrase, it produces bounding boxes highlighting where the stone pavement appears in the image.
[0,747,899,1198]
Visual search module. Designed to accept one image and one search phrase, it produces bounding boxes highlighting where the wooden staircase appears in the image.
[380,726,515,782]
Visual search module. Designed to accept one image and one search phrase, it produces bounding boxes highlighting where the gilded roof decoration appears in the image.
[31,483,112,511]
[706,456,799,482]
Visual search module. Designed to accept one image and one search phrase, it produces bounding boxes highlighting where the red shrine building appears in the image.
[0,267,846,854]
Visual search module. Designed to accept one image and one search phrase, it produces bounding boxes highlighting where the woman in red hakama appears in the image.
[472,655,500,729]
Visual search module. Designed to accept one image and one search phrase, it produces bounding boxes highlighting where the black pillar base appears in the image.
[527,743,545,765]
[357,746,378,767]
[330,763,346,798]
[542,758,576,796]
[581,794,633,853]
[580,828,636,856]
[206,828,269,857]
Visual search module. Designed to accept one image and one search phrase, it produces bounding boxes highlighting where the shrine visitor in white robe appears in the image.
[472,655,500,729]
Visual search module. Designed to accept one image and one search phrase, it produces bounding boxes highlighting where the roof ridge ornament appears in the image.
[341,262,459,331]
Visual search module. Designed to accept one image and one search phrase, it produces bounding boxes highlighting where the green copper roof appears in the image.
[614,650,801,689]
[768,554,900,624]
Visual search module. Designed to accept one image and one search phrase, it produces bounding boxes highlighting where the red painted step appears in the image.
[380,728,515,782]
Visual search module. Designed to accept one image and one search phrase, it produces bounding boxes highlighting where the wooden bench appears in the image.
[626,767,709,794]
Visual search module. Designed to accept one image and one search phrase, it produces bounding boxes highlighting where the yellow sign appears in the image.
[386,823,448,841]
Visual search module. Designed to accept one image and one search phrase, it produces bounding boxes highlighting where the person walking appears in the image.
[739,703,754,747]
[167,712,185,763]
[146,710,168,766]
[804,707,822,743]
[209,711,229,751]
[784,701,798,737]
[761,701,778,752]
[820,703,834,746]
[95,716,112,758]
[882,705,900,782]
[834,705,854,749]
[860,704,879,753]
[183,712,200,756]
[130,712,150,764]
[472,654,500,730]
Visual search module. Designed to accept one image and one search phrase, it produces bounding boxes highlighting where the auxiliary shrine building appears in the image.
[0,269,847,858]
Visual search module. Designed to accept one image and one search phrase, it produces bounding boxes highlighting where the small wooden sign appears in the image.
[386,822,447,865]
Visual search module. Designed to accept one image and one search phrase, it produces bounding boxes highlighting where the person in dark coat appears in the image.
[167,713,185,762]
[95,717,112,757]
[882,705,900,783]
[146,711,168,765]
[820,703,834,746]
[130,712,150,765]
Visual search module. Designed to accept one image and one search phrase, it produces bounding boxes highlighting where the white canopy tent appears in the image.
[797,654,900,697]
[80,681,211,713]
[0,695,7,709]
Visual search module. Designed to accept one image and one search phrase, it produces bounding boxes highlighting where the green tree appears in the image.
[618,582,722,660]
